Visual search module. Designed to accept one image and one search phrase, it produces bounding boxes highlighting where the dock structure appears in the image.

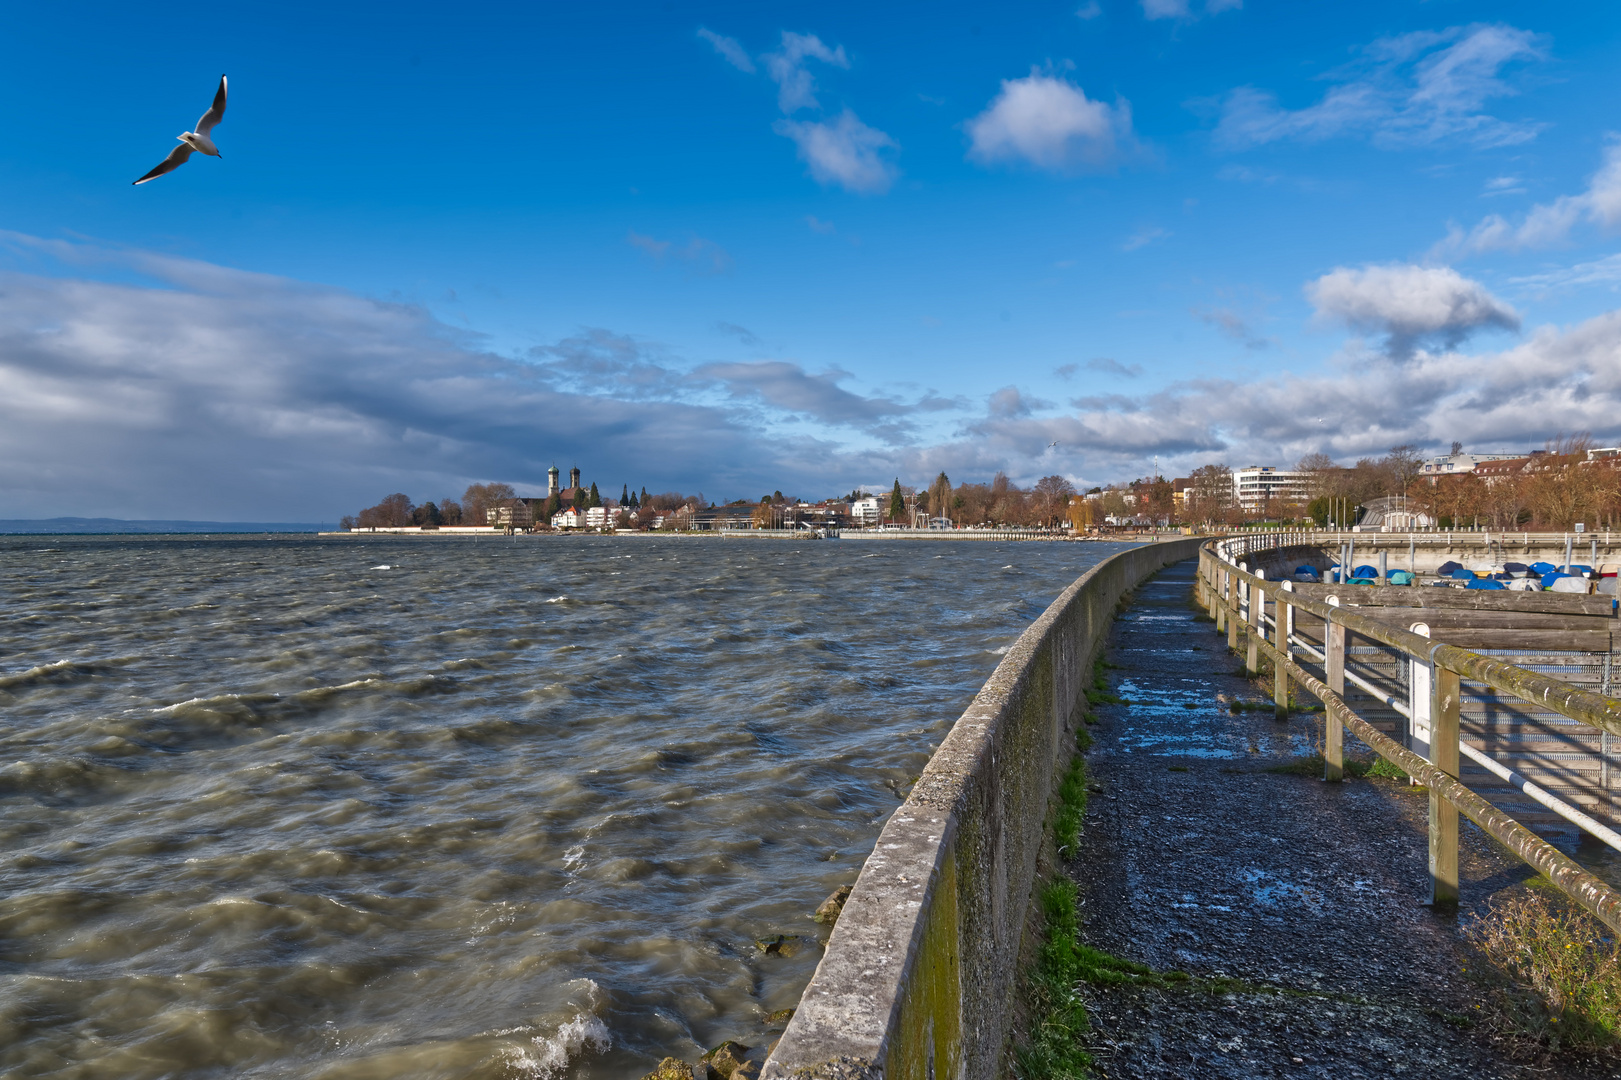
[752,534,1621,1080]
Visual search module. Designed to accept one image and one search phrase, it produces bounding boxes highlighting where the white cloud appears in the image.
[774,110,898,194]
[1215,24,1545,151]
[1075,1,1102,19]
[763,31,848,113]
[1306,263,1519,357]
[1440,143,1621,256]
[1142,0,1240,20]
[1510,253,1621,293]
[1121,226,1169,251]
[947,305,1621,486]
[966,71,1136,172]
[697,28,755,73]
[626,231,733,274]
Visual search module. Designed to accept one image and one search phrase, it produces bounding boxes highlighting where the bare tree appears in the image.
[463,482,517,526]
[1032,475,1077,526]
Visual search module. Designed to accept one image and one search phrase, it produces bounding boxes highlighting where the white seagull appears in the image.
[133,75,227,185]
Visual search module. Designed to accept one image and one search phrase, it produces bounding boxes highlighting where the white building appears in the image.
[585,506,611,528]
[1232,466,1311,513]
[1419,452,1527,478]
[850,496,882,525]
[552,507,586,529]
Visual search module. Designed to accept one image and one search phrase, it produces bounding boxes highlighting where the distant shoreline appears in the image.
[0,518,328,535]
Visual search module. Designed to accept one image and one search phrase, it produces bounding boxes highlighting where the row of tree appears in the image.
[343,482,704,530]
[1173,436,1620,531]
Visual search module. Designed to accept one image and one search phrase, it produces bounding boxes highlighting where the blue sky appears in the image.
[2,1,1621,518]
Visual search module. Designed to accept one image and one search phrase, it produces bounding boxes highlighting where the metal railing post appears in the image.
[1275,583,1291,720]
[1431,658,1461,907]
[1409,624,1432,761]
[1325,600,1345,782]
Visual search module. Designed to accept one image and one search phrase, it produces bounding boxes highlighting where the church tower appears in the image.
[548,464,560,497]
[569,466,581,490]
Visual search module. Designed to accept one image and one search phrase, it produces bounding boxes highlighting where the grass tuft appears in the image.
[1468,891,1621,1052]
[1015,877,1095,1079]
[1054,755,1089,856]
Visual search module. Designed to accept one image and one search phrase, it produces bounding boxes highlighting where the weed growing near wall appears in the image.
[1014,877,1094,1080]
[1468,891,1621,1052]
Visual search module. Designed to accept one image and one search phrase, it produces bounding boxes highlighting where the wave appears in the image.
[502,981,611,1079]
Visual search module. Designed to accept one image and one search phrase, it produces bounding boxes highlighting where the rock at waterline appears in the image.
[701,1041,754,1079]
[764,1008,795,1027]
[754,933,809,957]
[642,1058,695,1080]
[730,1062,760,1080]
[813,884,853,926]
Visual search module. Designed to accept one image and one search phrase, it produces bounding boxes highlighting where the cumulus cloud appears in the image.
[1306,263,1519,357]
[943,304,1621,487]
[774,110,898,194]
[1439,143,1621,256]
[698,28,755,73]
[763,31,848,113]
[966,71,1136,172]
[1215,24,1546,151]
[0,234,964,517]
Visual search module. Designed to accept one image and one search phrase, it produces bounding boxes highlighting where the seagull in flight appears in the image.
[134,76,227,185]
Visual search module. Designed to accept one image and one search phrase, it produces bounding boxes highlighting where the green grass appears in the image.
[1014,877,1096,1080]
[1054,755,1089,856]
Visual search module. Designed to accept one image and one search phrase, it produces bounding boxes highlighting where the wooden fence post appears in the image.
[1430,659,1461,907]
[1227,571,1240,652]
[1324,600,1344,782]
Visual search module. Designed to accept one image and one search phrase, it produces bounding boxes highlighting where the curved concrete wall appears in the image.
[761,539,1204,1080]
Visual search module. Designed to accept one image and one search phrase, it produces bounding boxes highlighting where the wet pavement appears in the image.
[1068,558,1617,1079]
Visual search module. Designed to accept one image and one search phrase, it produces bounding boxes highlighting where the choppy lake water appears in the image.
[0,534,1135,1079]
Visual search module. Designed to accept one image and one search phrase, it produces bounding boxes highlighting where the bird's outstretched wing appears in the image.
[196,75,227,135]
[133,143,195,185]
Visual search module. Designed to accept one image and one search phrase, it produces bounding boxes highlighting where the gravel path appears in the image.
[1068,558,1616,1079]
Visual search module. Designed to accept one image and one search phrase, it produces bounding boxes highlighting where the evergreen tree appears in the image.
[588,482,601,508]
[630,491,640,509]
[621,484,629,505]
[573,488,587,510]
[640,486,649,506]
[545,492,562,519]
[889,479,905,522]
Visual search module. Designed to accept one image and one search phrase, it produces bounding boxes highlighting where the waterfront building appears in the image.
[553,506,586,529]
[585,506,610,528]
[488,499,533,528]
[1231,466,1310,514]
[850,496,881,525]
[1419,452,1528,479]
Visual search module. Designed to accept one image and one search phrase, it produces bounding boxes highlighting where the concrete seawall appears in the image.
[761,538,1205,1080]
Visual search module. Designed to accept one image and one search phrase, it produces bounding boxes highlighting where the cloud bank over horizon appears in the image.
[4,234,1621,520]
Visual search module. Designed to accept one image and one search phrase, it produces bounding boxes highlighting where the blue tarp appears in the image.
[1541,571,1569,588]
[1353,564,1378,578]
[1388,570,1414,585]
[1450,568,1476,580]
[1530,561,1557,574]
[1466,578,1506,590]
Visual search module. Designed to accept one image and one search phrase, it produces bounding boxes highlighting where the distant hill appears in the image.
[0,518,329,535]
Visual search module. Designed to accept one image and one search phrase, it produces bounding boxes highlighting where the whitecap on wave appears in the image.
[501,981,611,1079]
